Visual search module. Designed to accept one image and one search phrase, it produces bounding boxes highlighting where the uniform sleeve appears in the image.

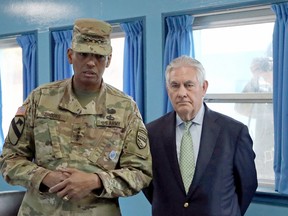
[96,102,152,198]
[234,125,258,215]
[0,91,50,191]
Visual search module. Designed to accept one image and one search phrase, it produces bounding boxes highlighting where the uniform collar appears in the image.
[59,77,107,115]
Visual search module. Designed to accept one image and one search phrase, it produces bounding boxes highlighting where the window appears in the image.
[193,6,275,188]
[0,37,23,139]
[103,25,125,91]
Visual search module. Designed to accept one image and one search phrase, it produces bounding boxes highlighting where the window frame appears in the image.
[0,37,20,49]
[192,6,276,30]
[190,5,276,193]
[103,25,125,90]
[0,35,23,138]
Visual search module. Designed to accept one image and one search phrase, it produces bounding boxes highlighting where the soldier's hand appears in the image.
[42,170,71,188]
[48,167,102,201]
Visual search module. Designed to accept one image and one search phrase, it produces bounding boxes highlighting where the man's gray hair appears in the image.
[165,55,206,86]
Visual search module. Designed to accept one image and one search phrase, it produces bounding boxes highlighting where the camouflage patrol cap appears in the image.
[72,18,112,55]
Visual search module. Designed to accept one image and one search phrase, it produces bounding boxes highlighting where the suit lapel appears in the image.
[188,105,221,195]
[162,112,185,190]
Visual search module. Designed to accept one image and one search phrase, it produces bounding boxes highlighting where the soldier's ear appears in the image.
[106,54,112,67]
[67,48,73,64]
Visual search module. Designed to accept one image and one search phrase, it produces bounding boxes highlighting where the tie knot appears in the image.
[184,121,192,131]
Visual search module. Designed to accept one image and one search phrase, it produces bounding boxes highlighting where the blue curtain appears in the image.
[272,3,288,194]
[16,34,37,100]
[0,71,4,154]
[120,20,145,119]
[51,30,73,81]
[163,15,194,113]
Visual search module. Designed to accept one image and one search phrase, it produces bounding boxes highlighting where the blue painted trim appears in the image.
[0,30,37,39]
[161,0,285,18]
[49,25,73,32]
[253,191,288,207]
[108,16,146,25]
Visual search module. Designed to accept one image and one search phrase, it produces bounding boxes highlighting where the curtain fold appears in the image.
[163,15,194,113]
[16,34,37,100]
[120,20,145,120]
[51,30,73,81]
[272,3,288,194]
[0,71,4,154]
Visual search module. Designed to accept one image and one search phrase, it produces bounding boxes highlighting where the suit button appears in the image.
[184,202,189,208]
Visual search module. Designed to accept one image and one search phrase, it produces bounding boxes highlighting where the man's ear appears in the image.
[67,48,73,64]
[106,54,112,67]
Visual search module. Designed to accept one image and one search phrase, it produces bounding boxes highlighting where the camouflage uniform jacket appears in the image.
[0,78,152,216]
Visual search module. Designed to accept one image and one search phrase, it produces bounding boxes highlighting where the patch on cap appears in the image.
[72,18,112,55]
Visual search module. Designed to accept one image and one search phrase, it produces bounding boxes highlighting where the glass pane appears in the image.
[206,102,274,187]
[193,23,274,94]
[103,37,124,90]
[0,46,23,137]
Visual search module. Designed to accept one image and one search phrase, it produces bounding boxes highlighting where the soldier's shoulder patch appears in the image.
[8,116,25,145]
[8,105,27,146]
[136,127,148,149]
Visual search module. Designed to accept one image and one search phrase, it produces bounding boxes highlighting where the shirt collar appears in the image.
[176,103,205,127]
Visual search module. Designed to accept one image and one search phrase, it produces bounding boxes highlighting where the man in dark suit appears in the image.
[143,55,258,216]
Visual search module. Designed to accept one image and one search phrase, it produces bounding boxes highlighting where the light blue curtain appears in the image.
[272,3,288,194]
[163,15,194,113]
[16,34,37,100]
[51,30,73,81]
[120,20,145,119]
[0,71,4,154]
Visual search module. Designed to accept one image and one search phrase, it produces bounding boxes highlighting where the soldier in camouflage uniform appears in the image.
[0,18,152,216]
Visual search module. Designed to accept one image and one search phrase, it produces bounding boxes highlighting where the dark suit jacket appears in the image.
[143,104,257,216]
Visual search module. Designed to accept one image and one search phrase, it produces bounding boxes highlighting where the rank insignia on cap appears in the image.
[8,116,25,145]
[137,127,147,149]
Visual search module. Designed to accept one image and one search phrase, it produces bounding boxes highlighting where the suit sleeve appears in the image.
[234,125,258,215]
[141,124,154,204]
[142,181,153,203]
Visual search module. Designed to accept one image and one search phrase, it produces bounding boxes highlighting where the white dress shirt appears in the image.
[176,103,205,163]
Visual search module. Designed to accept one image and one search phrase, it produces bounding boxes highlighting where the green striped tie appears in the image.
[180,121,195,193]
